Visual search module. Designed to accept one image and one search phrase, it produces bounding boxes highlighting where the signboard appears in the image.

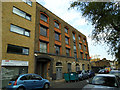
[1,60,29,66]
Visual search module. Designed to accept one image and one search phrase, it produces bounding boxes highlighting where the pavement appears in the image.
[50,79,65,88]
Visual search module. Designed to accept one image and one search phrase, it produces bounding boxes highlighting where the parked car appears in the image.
[98,69,108,74]
[87,70,95,77]
[83,74,120,89]
[77,70,89,80]
[77,71,83,80]
[6,74,50,90]
[109,70,120,78]
[83,70,89,79]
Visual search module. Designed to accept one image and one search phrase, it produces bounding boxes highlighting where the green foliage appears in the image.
[70,1,120,62]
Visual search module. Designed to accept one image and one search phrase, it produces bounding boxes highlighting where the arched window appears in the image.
[88,64,90,70]
[68,63,71,72]
[76,64,80,71]
[56,62,62,66]
[40,12,48,22]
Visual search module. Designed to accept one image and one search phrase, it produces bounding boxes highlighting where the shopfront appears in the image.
[1,60,28,88]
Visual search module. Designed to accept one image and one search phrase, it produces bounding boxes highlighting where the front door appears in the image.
[56,67,62,80]
[37,62,47,78]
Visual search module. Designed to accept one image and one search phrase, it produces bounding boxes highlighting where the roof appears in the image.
[110,70,120,72]
[96,74,116,77]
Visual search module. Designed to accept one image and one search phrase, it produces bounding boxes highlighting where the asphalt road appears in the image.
[50,78,93,89]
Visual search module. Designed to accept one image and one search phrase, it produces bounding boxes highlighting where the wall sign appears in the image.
[1,60,29,66]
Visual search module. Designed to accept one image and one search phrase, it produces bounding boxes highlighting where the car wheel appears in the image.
[44,83,49,89]
[17,87,25,90]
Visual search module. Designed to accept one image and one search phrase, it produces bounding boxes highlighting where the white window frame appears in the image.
[10,24,30,37]
[13,7,31,21]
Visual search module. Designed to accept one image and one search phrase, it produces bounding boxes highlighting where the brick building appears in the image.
[1,0,90,87]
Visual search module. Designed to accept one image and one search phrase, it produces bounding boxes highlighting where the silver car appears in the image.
[109,70,120,78]
[83,74,120,90]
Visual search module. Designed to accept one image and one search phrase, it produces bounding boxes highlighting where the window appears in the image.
[41,13,48,22]
[86,54,88,60]
[66,48,70,56]
[56,62,62,66]
[65,27,68,33]
[55,32,60,41]
[84,45,87,51]
[65,37,69,45]
[7,44,29,55]
[80,52,83,59]
[74,45,76,52]
[10,24,30,37]
[83,39,86,43]
[40,25,47,36]
[55,45,60,55]
[74,52,77,61]
[68,63,71,72]
[30,75,42,80]
[13,7,31,20]
[22,0,32,6]
[78,36,81,40]
[79,43,82,49]
[55,21,59,28]
[82,64,85,70]
[40,41,47,53]
[20,76,28,80]
[72,33,75,41]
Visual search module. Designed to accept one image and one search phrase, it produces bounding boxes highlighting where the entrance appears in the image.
[37,61,48,78]
[56,62,63,80]
[35,55,53,79]
[56,67,62,80]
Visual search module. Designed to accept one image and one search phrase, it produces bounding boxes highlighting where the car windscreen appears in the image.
[10,75,19,81]
[92,76,118,87]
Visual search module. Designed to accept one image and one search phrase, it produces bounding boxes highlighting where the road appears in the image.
[50,78,93,88]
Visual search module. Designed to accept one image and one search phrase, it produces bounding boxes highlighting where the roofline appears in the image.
[36,1,87,38]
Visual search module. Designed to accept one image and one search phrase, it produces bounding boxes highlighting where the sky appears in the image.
[36,0,115,60]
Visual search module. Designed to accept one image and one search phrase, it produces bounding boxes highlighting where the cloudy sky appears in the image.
[37,0,115,60]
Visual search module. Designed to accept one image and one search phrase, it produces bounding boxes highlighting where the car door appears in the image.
[19,75,34,90]
[31,74,44,88]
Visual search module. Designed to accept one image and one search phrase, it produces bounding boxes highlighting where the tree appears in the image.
[70,1,120,62]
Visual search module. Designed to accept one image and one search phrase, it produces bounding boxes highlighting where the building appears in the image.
[34,2,90,80]
[1,0,90,88]
[90,58,111,73]
[1,1,36,88]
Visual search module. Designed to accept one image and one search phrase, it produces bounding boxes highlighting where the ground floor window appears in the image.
[1,66,28,88]
[82,64,85,70]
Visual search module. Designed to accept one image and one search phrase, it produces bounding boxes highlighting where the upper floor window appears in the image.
[65,27,68,34]
[22,0,32,6]
[10,24,30,37]
[40,41,47,53]
[84,45,87,51]
[79,43,82,49]
[40,25,47,37]
[66,48,70,56]
[65,37,69,45]
[85,54,88,60]
[74,52,77,61]
[55,32,60,41]
[74,45,76,52]
[7,44,29,55]
[72,33,75,41]
[40,13,48,22]
[55,21,59,28]
[83,39,86,43]
[55,45,60,55]
[13,7,31,21]
[80,52,83,59]
[78,36,81,40]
